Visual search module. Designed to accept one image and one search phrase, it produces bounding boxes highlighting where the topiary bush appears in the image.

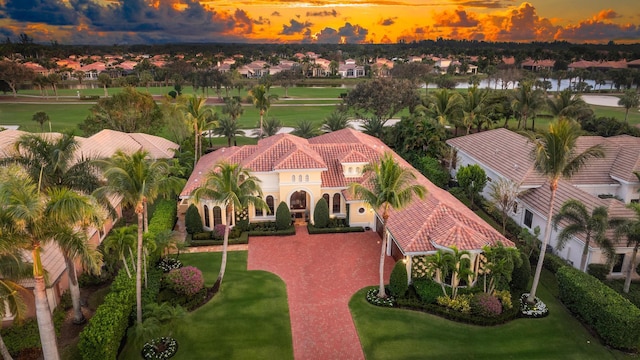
[165,266,204,297]
[313,198,330,228]
[557,266,640,351]
[471,293,503,318]
[510,251,531,294]
[587,263,610,281]
[185,204,203,234]
[275,201,291,230]
[412,278,442,304]
[389,260,408,297]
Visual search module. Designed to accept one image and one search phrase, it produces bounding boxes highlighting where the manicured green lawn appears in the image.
[118,251,293,360]
[350,275,632,359]
[0,103,92,132]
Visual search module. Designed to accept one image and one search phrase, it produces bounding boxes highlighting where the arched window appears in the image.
[348,167,353,174]
[292,175,296,182]
[203,205,210,228]
[266,195,275,215]
[332,193,341,213]
[213,206,222,226]
[356,167,361,174]
[305,174,309,182]
[298,175,302,182]
[323,193,330,208]
[255,196,263,217]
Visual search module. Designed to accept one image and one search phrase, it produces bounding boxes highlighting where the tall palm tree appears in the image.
[0,166,102,360]
[249,84,278,138]
[618,89,640,124]
[103,225,137,278]
[526,119,604,303]
[613,203,640,293]
[213,117,244,147]
[93,150,185,324]
[191,162,267,290]
[511,80,545,130]
[321,110,353,133]
[349,152,426,298]
[181,95,217,166]
[425,89,463,135]
[291,120,320,139]
[31,111,50,132]
[552,199,615,272]
[47,73,61,100]
[97,73,112,98]
[461,86,494,134]
[546,90,593,121]
[221,97,244,121]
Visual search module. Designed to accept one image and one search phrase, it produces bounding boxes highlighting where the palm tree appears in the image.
[487,178,524,235]
[446,246,474,299]
[33,75,48,98]
[47,73,61,100]
[526,119,605,303]
[321,110,353,133]
[291,120,320,139]
[181,95,217,166]
[213,117,244,147]
[349,152,426,298]
[93,150,185,324]
[191,162,267,290]
[511,80,545,130]
[618,89,640,124]
[425,89,463,135]
[103,225,137,278]
[221,97,244,121]
[254,117,282,139]
[426,250,453,296]
[98,73,112,98]
[249,84,278,138]
[613,203,640,293]
[461,86,494,134]
[552,200,615,272]
[0,166,103,360]
[546,90,593,121]
[31,111,50,132]
[0,254,30,360]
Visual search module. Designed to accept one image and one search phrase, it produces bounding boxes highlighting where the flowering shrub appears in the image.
[165,266,204,297]
[366,288,396,307]
[471,293,503,317]
[142,337,178,359]
[214,224,227,238]
[494,290,512,310]
[436,294,472,314]
[157,257,182,273]
[520,293,549,318]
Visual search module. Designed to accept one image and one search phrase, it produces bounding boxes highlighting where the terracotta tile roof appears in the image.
[0,129,27,156]
[77,129,179,160]
[182,128,513,253]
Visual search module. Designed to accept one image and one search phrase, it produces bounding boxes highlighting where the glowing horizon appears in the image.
[0,0,638,45]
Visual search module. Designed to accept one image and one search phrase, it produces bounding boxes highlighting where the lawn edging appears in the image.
[307,224,365,234]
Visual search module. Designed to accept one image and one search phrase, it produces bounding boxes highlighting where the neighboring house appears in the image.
[447,128,639,277]
[180,129,513,284]
[338,59,365,78]
[0,129,179,324]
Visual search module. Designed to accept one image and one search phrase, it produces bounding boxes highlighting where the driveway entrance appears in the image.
[247,226,394,360]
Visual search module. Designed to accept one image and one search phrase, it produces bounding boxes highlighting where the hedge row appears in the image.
[1,308,65,357]
[396,296,519,326]
[307,225,365,234]
[188,232,249,246]
[248,227,296,236]
[557,266,640,351]
[146,199,177,241]
[78,269,136,360]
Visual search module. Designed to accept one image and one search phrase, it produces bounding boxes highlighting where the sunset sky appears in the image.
[1,0,639,45]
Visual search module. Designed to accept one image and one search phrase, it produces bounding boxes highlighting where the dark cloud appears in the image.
[280,19,312,35]
[379,17,396,26]
[452,0,508,9]
[4,0,79,25]
[556,20,640,42]
[314,22,368,43]
[254,16,271,25]
[434,9,479,27]
[271,11,281,17]
[306,9,338,17]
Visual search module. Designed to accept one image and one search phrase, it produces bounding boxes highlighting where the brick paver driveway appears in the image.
[247,226,395,360]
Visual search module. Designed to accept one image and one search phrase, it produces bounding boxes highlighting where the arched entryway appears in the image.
[290,190,310,223]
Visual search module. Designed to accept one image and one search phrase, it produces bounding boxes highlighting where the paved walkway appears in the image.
[247,226,394,360]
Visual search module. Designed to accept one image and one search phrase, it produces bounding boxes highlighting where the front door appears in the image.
[290,190,308,222]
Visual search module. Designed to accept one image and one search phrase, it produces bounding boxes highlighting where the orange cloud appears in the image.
[433,7,479,28]
[596,9,619,21]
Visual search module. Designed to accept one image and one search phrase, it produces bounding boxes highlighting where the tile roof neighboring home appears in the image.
[77,129,179,160]
[182,129,514,254]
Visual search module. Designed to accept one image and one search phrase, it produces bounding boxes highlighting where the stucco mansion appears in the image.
[180,129,514,281]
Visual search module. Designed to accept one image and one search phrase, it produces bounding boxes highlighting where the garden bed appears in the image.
[187,231,249,246]
[307,224,365,234]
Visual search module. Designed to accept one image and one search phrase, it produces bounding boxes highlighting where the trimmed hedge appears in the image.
[79,268,136,360]
[185,204,203,234]
[543,252,570,273]
[191,227,242,240]
[307,225,365,234]
[188,232,249,246]
[587,263,610,281]
[248,227,296,236]
[412,278,443,304]
[275,202,291,230]
[1,308,65,357]
[146,199,177,241]
[557,266,640,351]
[313,198,330,228]
[510,252,531,294]
[389,261,409,297]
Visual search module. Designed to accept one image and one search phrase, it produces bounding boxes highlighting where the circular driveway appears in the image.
[247,226,395,360]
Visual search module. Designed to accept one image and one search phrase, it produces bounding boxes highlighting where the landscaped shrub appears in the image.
[328,218,348,228]
[587,263,610,281]
[275,202,291,230]
[510,252,531,294]
[494,289,513,310]
[79,268,136,360]
[557,266,640,351]
[543,252,569,273]
[214,224,227,238]
[436,294,472,314]
[188,231,249,246]
[313,198,330,228]
[1,308,65,357]
[389,261,409,297]
[306,224,364,234]
[185,204,203,234]
[157,257,182,273]
[471,293,503,317]
[412,278,442,304]
[165,266,204,297]
[235,208,249,231]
